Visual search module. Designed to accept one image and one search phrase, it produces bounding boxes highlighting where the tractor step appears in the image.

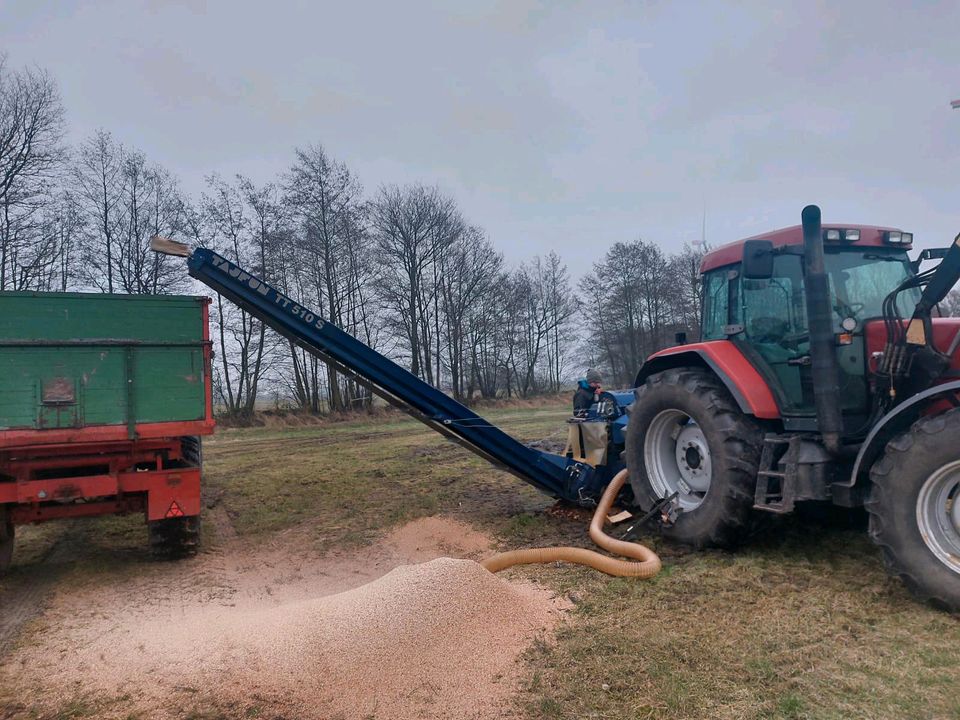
[754,435,801,514]
[754,433,835,513]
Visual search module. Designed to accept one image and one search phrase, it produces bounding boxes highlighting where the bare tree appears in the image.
[437,228,503,401]
[541,251,577,392]
[370,184,464,381]
[670,242,706,340]
[115,153,188,294]
[941,288,960,318]
[0,55,66,290]
[580,238,698,387]
[73,130,124,292]
[203,174,271,417]
[283,145,364,411]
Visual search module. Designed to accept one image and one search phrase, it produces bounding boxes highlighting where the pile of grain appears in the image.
[53,558,562,719]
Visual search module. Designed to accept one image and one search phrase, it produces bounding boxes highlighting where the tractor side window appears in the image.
[701,270,729,340]
[741,255,811,411]
[741,255,807,347]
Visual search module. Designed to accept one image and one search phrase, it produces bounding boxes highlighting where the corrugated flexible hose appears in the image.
[480,469,662,578]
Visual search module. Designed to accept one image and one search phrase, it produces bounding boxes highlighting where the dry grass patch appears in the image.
[517,525,960,720]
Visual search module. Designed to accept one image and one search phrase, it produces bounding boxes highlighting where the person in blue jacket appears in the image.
[573,369,602,416]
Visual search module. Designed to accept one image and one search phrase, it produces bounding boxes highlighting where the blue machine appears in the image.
[185,247,634,505]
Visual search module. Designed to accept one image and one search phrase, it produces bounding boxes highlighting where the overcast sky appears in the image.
[3,1,959,275]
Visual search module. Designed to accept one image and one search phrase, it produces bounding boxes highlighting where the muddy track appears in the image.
[0,525,83,658]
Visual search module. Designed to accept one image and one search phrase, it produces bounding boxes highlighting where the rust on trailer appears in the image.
[0,420,214,450]
[41,377,76,405]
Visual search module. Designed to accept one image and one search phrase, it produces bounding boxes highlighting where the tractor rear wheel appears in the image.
[626,368,763,548]
[867,409,960,611]
[0,506,13,573]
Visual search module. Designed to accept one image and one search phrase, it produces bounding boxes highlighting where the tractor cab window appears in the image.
[740,255,810,410]
[825,250,917,327]
[733,248,917,417]
[701,269,730,340]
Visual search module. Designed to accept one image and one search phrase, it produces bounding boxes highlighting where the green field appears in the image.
[3,401,959,720]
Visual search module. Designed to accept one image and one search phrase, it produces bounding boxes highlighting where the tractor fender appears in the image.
[848,379,960,486]
[633,341,780,419]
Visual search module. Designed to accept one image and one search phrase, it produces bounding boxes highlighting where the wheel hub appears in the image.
[644,409,713,510]
[674,424,711,493]
[916,461,960,574]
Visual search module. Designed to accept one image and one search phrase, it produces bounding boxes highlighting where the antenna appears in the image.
[701,202,706,247]
[691,200,707,249]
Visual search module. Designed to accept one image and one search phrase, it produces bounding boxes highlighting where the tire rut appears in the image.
[0,525,82,658]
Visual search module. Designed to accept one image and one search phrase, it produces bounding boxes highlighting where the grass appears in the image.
[4,401,960,719]
[200,405,568,549]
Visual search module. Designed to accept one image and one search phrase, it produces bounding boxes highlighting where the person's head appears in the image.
[586,368,602,389]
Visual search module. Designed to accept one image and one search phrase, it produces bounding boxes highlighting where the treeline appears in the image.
[188,152,579,414]
[0,55,704,416]
[579,240,705,387]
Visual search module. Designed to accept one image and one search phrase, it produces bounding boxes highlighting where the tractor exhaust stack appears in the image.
[801,204,844,456]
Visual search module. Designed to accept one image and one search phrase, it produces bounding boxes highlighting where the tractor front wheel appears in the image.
[0,506,14,573]
[626,368,763,548]
[868,409,960,611]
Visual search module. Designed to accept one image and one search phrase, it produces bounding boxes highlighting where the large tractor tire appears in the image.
[867,409,960,611]
[626,368,763,548]
[0,506,13,573]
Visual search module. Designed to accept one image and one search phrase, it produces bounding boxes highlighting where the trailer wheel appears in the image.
[867,409,960,611]
[0,506,13,573]
[148,516,201,559]
[626,368,762,548]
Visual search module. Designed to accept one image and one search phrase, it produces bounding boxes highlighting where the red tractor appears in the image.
[626,205,960,610]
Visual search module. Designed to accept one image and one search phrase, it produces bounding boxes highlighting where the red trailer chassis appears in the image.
[0,425,213,526]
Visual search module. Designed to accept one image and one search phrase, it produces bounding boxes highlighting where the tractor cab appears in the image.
[698,225,922,434]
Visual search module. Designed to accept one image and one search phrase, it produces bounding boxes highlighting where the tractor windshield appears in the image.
[731,247,918,415]
[824,249,918,326]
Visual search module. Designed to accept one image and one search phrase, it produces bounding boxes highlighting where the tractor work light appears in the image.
[824,228,842,242]
[843,229,861,242]
[886,231,903,244]
[901,232,913,244]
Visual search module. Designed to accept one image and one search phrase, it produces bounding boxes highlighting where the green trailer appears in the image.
[0,291,215,570]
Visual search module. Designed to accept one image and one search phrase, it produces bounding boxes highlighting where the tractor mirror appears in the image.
[742,240,774,279]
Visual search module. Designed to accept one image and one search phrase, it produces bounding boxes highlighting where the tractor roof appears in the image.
[700,224,904,274]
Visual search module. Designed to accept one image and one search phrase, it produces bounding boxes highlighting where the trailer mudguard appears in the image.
[634,341,780,420]
[846,379,960,487]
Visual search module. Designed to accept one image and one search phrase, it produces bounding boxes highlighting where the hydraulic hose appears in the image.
[480,469,662,578]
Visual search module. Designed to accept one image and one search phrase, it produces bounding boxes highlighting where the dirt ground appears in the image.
[2,403,960,720]
[0,514,566,719]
